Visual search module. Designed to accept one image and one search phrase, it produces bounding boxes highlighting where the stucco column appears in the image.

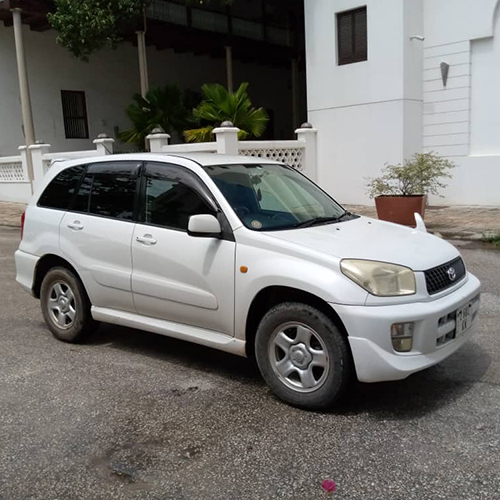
[225,46,234,93]
[136,31,149,98]
[295,123,318,181]
[28,143,50,191]
[93,134,115,155]
[11,8,35,190]
[213,121,240,155]
[291,58,299,128]
[146,128,171,152]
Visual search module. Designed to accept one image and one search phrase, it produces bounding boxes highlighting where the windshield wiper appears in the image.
[292,215,342,229]
[291,211,355,229]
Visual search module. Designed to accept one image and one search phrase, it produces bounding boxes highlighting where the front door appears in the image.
[131,162,236,336]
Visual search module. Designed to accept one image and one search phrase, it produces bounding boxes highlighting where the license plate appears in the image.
[456,301,474,336]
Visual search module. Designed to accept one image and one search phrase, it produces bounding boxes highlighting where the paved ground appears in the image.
[345,205,500,240]
[2,201,499,240]
[0,227,499,500]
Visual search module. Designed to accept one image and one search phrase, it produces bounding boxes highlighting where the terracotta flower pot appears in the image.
[374,195,426,227]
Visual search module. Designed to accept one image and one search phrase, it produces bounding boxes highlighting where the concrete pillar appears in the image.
[136,31,149,98]
[11,8,36,191]
[146,128,171,152]
[295,123,318,181]
[18,145,30,182]
[225,46,234,93]
[291,58,299,128]
[93,134,115,155]
[213,121,240,155]
[28,143,50,191]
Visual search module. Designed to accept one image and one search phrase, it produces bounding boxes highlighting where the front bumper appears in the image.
[333,273,481,383]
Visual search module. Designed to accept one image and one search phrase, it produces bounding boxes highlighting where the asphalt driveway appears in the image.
[0,226,499,500]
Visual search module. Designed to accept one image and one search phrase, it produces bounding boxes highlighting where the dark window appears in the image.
[337,7,367,65]
[38,165,86,210]
[61,90,89,139]
[143,163,215,231]
[72,162,139,221]
[72,173,92,213]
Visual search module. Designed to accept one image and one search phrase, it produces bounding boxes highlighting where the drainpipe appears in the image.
[11,8,35,191]
[225,46,234,93]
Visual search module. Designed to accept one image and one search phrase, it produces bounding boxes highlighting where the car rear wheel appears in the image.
[255,302,352,410]
[40,267,98,343]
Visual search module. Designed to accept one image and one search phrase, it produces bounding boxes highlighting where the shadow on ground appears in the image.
[84,321,491,421]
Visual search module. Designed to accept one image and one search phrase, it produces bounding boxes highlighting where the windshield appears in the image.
[203,163,347,231]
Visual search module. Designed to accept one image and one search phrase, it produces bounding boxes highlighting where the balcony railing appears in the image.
[147,0,294,47]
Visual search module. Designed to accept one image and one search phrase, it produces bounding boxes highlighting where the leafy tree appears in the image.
[119,85,191,148]
[48,0,234,62]
[184,83,269,143]
[48,0,150,62]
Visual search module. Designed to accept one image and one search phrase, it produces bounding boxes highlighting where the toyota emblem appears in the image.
[447,267,457,281]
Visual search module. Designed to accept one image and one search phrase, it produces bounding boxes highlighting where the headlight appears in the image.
[340,259,416,296]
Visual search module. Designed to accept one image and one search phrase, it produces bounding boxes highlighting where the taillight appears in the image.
[20,211,25,240]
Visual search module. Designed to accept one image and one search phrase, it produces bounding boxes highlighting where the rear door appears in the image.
[131,162,236,336]
[60,161,141,313]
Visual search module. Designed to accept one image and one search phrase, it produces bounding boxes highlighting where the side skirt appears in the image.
[91,306,247,357]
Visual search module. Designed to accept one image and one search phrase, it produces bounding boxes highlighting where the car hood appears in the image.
[264,216,460,271]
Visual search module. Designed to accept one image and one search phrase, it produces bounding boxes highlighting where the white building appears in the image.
[0,0,307,156]
[305,0,500,206]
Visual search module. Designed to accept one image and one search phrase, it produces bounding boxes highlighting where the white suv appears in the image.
[15,153,481,410]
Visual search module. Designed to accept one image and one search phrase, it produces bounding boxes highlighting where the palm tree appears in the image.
[184,83,269,143]
[119,85,190,149]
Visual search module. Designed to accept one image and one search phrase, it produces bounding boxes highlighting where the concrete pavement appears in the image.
[0,227,500,499]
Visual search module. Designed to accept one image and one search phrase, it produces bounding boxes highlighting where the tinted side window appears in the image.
[72,173,92,213]
[144,163,215,231]
[38,165,85,210]
[71,162,139,221]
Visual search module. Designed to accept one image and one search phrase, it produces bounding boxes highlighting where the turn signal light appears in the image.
[391,322,414,352]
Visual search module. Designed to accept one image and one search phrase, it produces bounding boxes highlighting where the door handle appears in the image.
[136,234,157,245]
[67,221,84,231]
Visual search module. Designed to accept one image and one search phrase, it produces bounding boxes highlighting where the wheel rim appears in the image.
[268,322,330,393]
[47,280,77,330]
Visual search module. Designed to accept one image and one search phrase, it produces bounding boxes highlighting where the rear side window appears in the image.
[71,162,139,221]
[38,165,86,210]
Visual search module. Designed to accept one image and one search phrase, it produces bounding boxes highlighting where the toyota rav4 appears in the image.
[15,153,481,410]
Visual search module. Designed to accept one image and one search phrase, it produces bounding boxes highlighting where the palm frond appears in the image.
[189,82,269,142]
[184,126,215,143]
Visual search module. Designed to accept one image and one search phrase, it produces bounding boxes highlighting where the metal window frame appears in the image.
[61,90,90,139]
[336,6,367,66]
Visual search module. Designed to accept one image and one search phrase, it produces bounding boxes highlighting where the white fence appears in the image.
[0,150,31,202]
[0,124,317,203]
[147,123,317,178]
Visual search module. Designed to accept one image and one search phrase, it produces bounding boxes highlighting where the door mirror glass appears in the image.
[188,214,222,237]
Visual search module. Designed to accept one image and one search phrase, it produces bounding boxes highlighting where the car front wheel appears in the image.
[255,302,352,410]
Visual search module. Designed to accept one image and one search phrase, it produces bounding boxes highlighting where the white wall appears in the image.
[0,24,295,156]
[305,0,500,206]
[305,0,423,204]
[470,36,500,155]
[423,0,500,205]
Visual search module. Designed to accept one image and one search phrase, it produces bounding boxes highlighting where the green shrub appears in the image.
[366,152,455,198]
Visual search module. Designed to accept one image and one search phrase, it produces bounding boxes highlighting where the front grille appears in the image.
[424,257,466,295]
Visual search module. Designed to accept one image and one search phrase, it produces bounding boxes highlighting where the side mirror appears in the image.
[188,214,222,238]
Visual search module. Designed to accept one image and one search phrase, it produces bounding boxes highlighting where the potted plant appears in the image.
[366,152,455,226]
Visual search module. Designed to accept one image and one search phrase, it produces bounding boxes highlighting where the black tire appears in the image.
[40,266,98,343]
[255,302,352,410]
